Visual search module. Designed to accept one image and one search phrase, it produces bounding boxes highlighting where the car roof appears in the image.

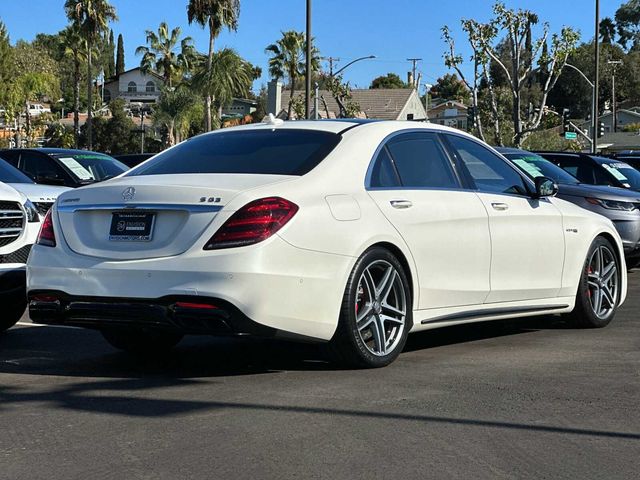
[494,147,537,155]
[0,148,111,156]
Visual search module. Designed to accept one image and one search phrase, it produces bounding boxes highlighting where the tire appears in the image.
[0,298,26,333]
[101,329,183,355]
[328,247,412,368]
[567,236,621,328]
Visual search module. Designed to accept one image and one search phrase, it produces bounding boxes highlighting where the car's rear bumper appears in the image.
[27,291,295,338]
[27,235,355,341]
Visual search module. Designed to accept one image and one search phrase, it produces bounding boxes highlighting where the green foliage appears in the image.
[153,86,201,146]
[265,30,320,118]
[0,21,13,109]
[370,73,407,89]
[324,74,360,118]
[64,0,118,44]
[135,22,196,87]
[192,48,252,111]
[429,73,470,103]
[44,122,75,148]
[81,98,137,153]
[615,0,640,51]
[623,122,640,132]
[187,0,240,38]
[116,33,125,75]
[521,130,580,151]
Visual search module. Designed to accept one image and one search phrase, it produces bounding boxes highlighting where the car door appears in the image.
[19,151,71,186]
[444,134,565,303]
[367,131,491,310]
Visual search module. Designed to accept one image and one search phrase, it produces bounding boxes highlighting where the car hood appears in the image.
[0,181,26,203]
[7,183,71,203]
[558,183,640,202]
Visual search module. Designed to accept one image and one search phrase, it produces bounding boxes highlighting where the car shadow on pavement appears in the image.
[1,314,568,379]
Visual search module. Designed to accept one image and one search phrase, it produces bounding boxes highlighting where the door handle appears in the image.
[491,202,509,211]
[390,200,413,209]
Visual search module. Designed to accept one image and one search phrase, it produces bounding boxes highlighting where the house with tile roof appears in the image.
[267,81,427,121]
[426,100,469,131]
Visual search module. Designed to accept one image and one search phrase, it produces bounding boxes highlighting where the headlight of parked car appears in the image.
[586,197,638,211]
[24,200,40,223]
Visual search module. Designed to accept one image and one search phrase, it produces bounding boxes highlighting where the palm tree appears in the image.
[154,86,198,146]
[265,31,320,119]
[64,0,117,150]
[187,0,240,131]
[191,48,252,126]
[135,22,196,88]
[62,25,89,148]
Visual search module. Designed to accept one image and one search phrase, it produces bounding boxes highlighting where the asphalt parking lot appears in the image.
[1,275,639,479]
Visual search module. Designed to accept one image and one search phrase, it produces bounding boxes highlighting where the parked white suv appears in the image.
[27,104,51,116]
[0,182,41,332]
[0,157,70,216]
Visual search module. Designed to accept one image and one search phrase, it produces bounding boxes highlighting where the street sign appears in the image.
[564,132,578,140]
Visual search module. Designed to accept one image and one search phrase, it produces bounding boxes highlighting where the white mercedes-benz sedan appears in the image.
[27,119,627,367]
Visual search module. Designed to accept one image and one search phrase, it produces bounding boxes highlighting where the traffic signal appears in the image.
[598,121,605,138]
[467,106,477,131]
[561,108,571,134]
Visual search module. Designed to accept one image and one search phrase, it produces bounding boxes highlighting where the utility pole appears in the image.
[305,0,312,119]
[326,57,340,76]
[406,58,422,88]
[608,59,623,133]
[592,0,600,154]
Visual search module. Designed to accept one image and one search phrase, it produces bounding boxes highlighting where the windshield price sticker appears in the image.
[512,159,544,178]
[58,157,95,180]
[603,163,629,181]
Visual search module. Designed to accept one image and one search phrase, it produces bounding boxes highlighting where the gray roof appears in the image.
[280,88,419,121]
[598,131,640,150]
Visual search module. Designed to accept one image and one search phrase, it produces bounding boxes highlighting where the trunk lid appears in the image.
[56,174,294,260]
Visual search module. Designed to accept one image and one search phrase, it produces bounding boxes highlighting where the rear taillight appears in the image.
[204,197,298,250]
[36,209,56,247]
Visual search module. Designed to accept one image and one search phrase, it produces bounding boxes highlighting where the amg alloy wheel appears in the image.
[329,248,412,368]
[568,236,620,328]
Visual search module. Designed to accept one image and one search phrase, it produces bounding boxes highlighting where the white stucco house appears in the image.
[103,67,164,105]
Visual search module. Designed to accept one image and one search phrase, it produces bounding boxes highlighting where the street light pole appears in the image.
[564,63,595,150]
[592,0,600,154]
[608,60,623,132]
[305,0,312,119]
[331,55,376,77]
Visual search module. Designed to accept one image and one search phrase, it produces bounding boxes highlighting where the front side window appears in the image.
[129,129,341,177]
[446,135,528,195]
[21,152,67,182]
[383,132,458,189]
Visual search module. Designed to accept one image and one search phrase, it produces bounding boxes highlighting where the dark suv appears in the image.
[534,151,640,192]
[498,148,640,267]
[0,148,128,188]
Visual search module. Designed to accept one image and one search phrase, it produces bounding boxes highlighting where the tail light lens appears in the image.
[36,209,56,247]
[204,197,298,250]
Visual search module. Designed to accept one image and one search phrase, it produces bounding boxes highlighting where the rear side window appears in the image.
[129,129,341,177]
[370,132,458,189]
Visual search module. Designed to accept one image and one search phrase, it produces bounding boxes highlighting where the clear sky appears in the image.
[0,0,620,94]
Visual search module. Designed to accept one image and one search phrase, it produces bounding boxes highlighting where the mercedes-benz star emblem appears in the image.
[122,187,136,201]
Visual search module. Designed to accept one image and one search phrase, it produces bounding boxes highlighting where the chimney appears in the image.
[267,80,283,116]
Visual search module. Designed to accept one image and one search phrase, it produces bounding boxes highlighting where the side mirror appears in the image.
[534,176,558,198]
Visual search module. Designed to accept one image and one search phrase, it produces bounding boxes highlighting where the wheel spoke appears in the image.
[363,268,376,300]
[601,286,615,308]
[602,263,616,284]
[597,247,604,275]
[357,314,374,332]
[356,303,373,323]
[592,286,603,315]
[376,266,395,300]
[381,302,405,317]
[380,313,403,325]
[370,315,386,354]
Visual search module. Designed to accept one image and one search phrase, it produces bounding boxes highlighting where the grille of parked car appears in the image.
[34,202,54,216]
[0,201,24,248]
[0,244,31,264]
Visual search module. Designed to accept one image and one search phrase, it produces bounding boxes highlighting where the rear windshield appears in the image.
[52,153,129,182]
[0,158,35,183]
[128,129,341,177]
